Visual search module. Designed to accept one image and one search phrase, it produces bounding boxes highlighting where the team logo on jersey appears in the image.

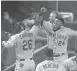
[20,33,33,39]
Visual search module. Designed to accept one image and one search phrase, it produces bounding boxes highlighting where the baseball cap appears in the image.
[56,16,65,24]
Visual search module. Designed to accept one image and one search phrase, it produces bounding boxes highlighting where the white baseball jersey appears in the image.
[43,21,77,54]
[3,30,35,59]
[64,56,77,71]
[36,60,65,71]
[3,25,47,59]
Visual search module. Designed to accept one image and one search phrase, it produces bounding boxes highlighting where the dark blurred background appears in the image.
[1,1,77,21]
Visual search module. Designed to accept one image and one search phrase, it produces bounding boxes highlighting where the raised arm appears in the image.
[30,25,47,42]
[42,20,53,35]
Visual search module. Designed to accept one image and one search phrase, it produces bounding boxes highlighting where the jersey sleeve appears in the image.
[3,34,18,48]
[67,28,77,38]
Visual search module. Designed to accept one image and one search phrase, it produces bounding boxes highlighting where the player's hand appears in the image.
[40,7,47,12]
[2,41,6,45]
[27,19,35,24]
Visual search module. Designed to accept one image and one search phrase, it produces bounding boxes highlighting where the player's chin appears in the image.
[53,27,60,31]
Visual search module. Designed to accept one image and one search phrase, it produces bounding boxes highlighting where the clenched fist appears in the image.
[40,7,47,12]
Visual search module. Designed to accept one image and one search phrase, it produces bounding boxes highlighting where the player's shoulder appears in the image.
[64,56,75,65]
[37,60,47,67]
[10,33,19,40]
[31,25,38,28]
[19,30,33,36]
[30,25,38,32]
[30,25,39,36]
[63,27,71,31]
[52,60,60,63]
[63,27,75,35]
[64,27,75,32]
[20,30,30,34]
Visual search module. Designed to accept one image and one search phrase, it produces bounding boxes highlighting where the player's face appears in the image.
[49,13,56,23]
[52,19,62,31]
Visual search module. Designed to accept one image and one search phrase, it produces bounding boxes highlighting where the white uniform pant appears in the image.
[54,53,68,65]
[15,59,35,71]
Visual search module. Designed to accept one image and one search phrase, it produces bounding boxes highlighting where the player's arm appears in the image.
[26,19,35,25]
[42,20,52,35]
[67,28,77,38]
[2,34,18,48]
[30,25,47,42]
[35,36,47,42]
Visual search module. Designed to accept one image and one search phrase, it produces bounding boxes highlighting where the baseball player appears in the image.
[63,51,77,71]
[36,49,65,71]
[2,20,47,71]
[30,9,77,65]
[2,30,35,71]
[42,16,77,64]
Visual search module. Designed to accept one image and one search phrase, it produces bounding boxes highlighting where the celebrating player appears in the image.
[2,19,47,71]
[2,29,35,71]
[43,16,77,64]
[30,8,77,65]
[63,50,77,71]
[36,49,65,71]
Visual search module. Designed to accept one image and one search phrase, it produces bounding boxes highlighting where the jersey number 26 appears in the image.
[22,39,33,50]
